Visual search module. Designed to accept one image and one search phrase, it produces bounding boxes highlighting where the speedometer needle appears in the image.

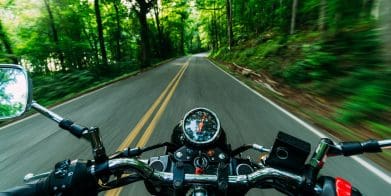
[198,115,206,132]
[198,120,204,132]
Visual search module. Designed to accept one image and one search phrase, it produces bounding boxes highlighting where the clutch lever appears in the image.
[24,171,52,183]
[98,173,142,192]
[110,142,178,159]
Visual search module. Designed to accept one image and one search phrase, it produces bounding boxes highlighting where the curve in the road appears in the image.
[106,58,190,196]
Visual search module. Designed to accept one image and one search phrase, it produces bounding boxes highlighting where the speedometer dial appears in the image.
[182,108,220,145]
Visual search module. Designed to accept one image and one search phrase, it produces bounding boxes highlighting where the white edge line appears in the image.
[206,58,391,184]
[0,58,187,131]
[0,79,114,131]
[0,57,184,130]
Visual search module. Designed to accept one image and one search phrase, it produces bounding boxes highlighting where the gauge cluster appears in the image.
[163,107,258,177]
[173,146,228,163]
[182,108,221,146]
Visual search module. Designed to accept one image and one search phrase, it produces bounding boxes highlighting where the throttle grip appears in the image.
[340,140,381,156]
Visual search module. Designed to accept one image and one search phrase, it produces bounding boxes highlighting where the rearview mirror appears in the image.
[0,64,32,120]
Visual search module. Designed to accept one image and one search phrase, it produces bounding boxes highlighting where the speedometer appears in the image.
[182,108,221,145]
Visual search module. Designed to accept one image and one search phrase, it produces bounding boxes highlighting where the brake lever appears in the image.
[231,144,270,156]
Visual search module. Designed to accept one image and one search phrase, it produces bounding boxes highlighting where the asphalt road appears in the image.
[0,54,390,195]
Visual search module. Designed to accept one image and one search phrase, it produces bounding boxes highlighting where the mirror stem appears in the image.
[86,127,108,163]
[31,101,64,123]
[31,101,108,163]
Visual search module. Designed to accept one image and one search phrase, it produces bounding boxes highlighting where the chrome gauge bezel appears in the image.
[182,107,221,145]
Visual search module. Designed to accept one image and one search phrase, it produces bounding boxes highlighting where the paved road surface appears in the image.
[0,54,390,195]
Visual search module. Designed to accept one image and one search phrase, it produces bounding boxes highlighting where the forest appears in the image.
[0,0,206,105]
[0,0,390,161]
[208,0,391,139]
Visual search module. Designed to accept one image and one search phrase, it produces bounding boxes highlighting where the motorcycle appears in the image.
[0,64,390,196]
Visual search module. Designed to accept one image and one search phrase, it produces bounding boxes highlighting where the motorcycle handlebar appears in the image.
[90,158,304,187]
[379,139,391,149]
[331,139,391,157]
[154,167,303,186]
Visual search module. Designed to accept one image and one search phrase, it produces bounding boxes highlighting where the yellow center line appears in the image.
[115,62,187,151]
[106,58,190,196]
[136,60,189,147]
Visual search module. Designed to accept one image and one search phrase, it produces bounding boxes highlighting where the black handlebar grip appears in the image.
[340,142,362,156]
[59,119,73,129]
[0,178,50,196]
[59,119,87,138]
[69,123,88,137]
[361,140,381,153]
[340,140,381,156]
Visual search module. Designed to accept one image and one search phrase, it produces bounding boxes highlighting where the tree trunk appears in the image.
[210,18,216,49]
[82,20,100,65]
[379,0,391,64]
[318,0,327,31]
[362,0,374,18]
[113,0,122,62]
[153,3,163,58]
[94,0,108,68]
[226,0,234,49]
[137,9,151,68]
[0,20,18,64]
[179,13,185,55]
[290,0,298,34]
[212,2,219,49]
[134,0,153,68]
[43,0,64,70]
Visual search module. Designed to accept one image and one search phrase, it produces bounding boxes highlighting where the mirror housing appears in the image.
[0,64,32,120]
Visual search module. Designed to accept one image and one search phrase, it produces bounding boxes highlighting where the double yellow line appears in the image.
[106,58,190,196]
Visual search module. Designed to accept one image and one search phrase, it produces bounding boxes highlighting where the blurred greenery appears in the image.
[31,70,96,105]
[0,0,204,106]
[0,0,390,139]
[210,0,390,140]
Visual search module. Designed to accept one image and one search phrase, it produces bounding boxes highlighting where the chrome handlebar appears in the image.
[379,139,391,149]
[153,167,303,185]
[90,139,391,190]
[90,158,304,186]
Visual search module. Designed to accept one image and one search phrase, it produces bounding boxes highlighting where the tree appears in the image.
[0,19,17,64]
[226,0,233,49]
[94,0,108,68]
[318,0,326,31]
[113,0,123,62]
[290,0,298,34]
[43,0,64,69]
[153,2,163,58]
[132,0,155,68]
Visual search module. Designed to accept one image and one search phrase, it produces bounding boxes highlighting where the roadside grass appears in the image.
[210,29,390,140]
[32,58,175,107]
[0,58,174,126]
[210,58,391,171]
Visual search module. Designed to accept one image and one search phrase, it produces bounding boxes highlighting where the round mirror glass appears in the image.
[0,67,29,120]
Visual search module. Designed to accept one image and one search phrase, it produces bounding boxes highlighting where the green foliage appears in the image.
[1,0,195,74]
[335,79,390,124]
[1,0,389,139]
[255,39,282,57]
[210,0,391,139]
[282,44,336,84]
[336,84,389,123]
[368,121,391,138]
[32,70,96,105]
